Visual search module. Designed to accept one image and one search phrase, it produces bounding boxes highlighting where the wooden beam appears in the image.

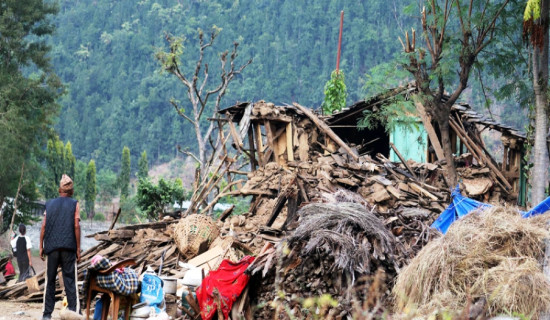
[414,101,445,162]
[109,208,122,231]
[254,123,264,166]
[389,142,417,180]
[293,103,359,161]
[227,117,244,150]
[247,126,257,171]
[286,122,294,162]
[449,119,513,191]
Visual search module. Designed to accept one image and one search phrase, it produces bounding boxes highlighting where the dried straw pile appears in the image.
[393,206,550,317]
[287,202,398,277]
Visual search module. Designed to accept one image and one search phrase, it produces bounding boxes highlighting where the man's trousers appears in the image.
[42,250,79,317]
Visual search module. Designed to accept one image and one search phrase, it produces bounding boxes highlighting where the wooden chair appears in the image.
[85,259,137,320]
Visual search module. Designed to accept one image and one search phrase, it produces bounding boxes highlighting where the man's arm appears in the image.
[75,202,81,262]
[39,212,46,261]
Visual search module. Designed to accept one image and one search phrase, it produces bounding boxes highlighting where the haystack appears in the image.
[393,206,550,318]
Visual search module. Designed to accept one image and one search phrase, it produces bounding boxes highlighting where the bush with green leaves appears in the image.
[93,212,105,221]
[136,178,185,220]
[321,70,347,115]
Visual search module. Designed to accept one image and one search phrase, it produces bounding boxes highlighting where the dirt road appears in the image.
[0,300,50,319]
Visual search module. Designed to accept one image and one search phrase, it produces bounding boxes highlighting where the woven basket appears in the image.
[174,214,219,257]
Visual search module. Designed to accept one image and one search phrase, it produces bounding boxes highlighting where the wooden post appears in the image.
[286,123,294,162]
[336,11,344,72]
[247,126,258,171]
[293,103,359,161]
[255,123,264,166]
[109,208,122,230]
[414,101,445,162]
[389,143,417,180]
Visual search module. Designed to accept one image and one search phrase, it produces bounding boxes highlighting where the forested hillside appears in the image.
[50,0,415,170]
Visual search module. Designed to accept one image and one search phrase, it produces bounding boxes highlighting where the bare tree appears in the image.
[401,0,510,186]
[156,29,252,175]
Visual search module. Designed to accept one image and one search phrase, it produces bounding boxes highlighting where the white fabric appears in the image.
[11,235,33,252]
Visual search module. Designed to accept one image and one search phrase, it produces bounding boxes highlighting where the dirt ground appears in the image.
[0,300,52,319]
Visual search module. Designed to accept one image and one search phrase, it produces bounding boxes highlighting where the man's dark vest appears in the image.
[44,197,78,254]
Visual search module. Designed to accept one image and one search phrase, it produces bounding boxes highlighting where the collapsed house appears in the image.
[325,84,528,205]
[0,88,535,319]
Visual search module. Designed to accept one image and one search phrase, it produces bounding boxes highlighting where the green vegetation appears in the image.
[0,0,63,218]
[119,147,131,199]
[321,70,347,115]
[138,151,149,181]
[136,178,185,220]
[85,160,97,219]
[49,0,418,171]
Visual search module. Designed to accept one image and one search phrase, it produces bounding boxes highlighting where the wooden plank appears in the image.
[255,123,264,166]
[276,125,288,166]
[109,208,122,230]
[389,142,417,180]
[297,133,309,161]
[414,101,445,161]
[386,185,403,199]
[247,126,258,171]
[293,103,359,161]
[286,122,294,162]
[264,121,277,164]
[238,103,253,140]
[227,118,244,151]
[450,119,513,191]
[188,246,225,268]
[408,183,438,201]
[219,205,235,222]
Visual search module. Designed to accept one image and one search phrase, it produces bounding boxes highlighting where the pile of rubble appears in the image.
[0,97,522,319]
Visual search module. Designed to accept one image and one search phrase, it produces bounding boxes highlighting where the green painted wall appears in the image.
[389,121,428,163]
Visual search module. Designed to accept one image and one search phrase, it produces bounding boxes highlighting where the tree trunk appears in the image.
[0,195,5,233]
[437,116,458,188]
[195,119,206,169]
[7,163,24,241]
[531,0,550,206]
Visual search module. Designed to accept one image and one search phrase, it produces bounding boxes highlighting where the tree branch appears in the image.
[170,100,194,125]
[177,145,200,164]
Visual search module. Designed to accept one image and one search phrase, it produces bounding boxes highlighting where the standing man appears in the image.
[10,224,32,282]
[39,174,81,320]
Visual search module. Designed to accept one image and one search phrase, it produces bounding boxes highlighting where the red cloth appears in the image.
[4,261,15,276]
[196,256,255,320]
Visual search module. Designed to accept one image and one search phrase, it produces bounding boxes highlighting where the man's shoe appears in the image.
[41,315,52,320]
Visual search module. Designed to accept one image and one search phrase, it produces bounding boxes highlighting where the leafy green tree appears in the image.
[524,0,549,204]
[136,178,185,220]
[85,160,97,219]
[96,169,118,206]
[119,146,131,198]
[44,137,65,199]
[0,0,62,209]
[138,150,149,180]
[321,70,347,115]
[64,141,76,180]
[73,160,87,200]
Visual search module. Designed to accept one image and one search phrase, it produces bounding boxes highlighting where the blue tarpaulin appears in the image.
[431,185,492,234]
[522,196,550,218]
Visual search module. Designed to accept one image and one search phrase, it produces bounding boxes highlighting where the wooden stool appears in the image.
[85,259,137,320]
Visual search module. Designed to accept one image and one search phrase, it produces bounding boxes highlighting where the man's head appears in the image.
[58,174,74,196]
[18,223,26,235]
